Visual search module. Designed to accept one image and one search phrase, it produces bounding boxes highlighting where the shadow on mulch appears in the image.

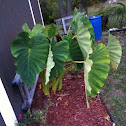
[31,71,112,126]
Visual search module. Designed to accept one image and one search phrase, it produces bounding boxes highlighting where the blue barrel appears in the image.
[89,16,102,41]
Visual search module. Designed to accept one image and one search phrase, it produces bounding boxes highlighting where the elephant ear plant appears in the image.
[11,24,49,86]
[11,10,122,107]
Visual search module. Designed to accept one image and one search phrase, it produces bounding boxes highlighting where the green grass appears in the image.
[106,96,126,126]
[100,33,126,126]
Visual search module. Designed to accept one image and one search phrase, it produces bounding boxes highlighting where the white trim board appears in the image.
[0,78,18,126]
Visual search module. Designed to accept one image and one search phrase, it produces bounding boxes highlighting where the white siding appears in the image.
[0,79,18,126]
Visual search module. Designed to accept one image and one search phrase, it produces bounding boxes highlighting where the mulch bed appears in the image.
[31,70,113,126]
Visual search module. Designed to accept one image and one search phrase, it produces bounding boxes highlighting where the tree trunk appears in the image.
[83,0,88,15]
[66,0,72,16]
[57,0,66,17]
[79,0,84,12]
[79,0,88,14]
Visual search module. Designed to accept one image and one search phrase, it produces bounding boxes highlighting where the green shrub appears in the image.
[96,2,126,28]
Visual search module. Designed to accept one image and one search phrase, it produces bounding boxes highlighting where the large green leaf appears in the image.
[32,24,44,36]
[80,17,95,45]
[107,33,122,70]
[84,59,93,108]
[47,24,58,39]
[76,20,92,59]
[62,34,83,70]
[71,13,92,60]
[89,44,110,97]
[84,59,93,93]
[45,44,55,85]
[72,9,95,45]
[11,32,49,86]
[49,40,69,80]
[22,23,31,34]
[22,23,44,38]
[71,12,83,34]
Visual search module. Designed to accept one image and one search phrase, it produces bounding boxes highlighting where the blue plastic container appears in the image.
[89,16,102,41]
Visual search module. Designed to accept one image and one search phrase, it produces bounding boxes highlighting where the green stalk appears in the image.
[67,25,71,35]
[58,78,62,91]
[52,78,56,92]
[72,35,77,39]
[52,64,74,92]
[43,82,49,96]
[40,70,49,95]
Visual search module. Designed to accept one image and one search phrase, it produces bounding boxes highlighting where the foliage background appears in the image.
[40,0,107,24]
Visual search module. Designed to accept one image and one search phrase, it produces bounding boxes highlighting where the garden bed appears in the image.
[31,70,113,126]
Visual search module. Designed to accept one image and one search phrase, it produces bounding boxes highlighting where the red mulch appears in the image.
[31,71,112,126]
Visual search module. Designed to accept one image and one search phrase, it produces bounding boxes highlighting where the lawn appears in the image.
[99,31,126,126]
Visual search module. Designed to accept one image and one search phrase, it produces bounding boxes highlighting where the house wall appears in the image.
[0,0,42,125]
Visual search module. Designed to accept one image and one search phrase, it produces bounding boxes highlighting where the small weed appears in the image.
[15,110,31,126]
[16,123,27,126]
[32,109,48,125]
[17,103,51,126]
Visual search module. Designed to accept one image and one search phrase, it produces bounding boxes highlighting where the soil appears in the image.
[31,70,113,126]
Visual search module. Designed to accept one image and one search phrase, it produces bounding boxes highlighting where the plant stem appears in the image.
[67,25,71,35]
[72,35,77,39]
[58,78,62,91]
[52,78,56,92]
[40,70,49,95]
[40,70,45,85]
[66,61,86,64]
[52,64,74,92]
[43,82,49,96]
[59,34,62,40]
[73,61,86,64]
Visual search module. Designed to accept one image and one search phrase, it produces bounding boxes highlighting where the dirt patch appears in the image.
[31,71,112,126]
